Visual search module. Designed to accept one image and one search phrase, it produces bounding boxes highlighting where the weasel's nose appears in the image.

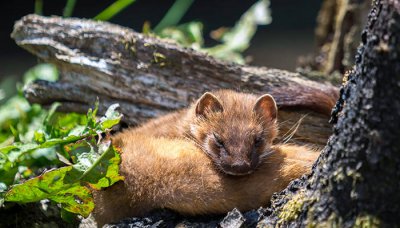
[222,160,253,176]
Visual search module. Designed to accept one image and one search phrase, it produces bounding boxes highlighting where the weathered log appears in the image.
[12,14,338,146]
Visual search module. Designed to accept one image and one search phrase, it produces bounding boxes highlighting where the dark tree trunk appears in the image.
[261,0,400,226]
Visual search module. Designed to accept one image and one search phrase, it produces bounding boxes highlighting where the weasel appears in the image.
[92,133,318,226]
[119,90,279,176]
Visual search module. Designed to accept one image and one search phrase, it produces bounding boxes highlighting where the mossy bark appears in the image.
[262,0,400,226]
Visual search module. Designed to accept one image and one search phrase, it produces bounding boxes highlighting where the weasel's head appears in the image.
[189,90,278,176]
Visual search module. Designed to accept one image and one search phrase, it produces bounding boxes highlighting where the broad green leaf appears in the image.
[5,166,94,217]
[4,140,122,216]
[64,140,123,190]
[0,155,18,186]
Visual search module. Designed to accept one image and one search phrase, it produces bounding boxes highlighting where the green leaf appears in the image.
[61,207,79,224]
[34,130,46,144]
[158,22,204,50]
[64,140,123,190]
[23,64,58,87]
[1,99,122,217]
[94,0,136,21]
[205,0,271,64]
[5,166,94,217]
[154,0,195,32]
[4,140,123,217]
[86,99,99,130]
[34,0,43,15]
[9,125,19,142]
[100,103,122,131]
[0,155,18,186]
[44,102,61,127]
[63,0,77,17]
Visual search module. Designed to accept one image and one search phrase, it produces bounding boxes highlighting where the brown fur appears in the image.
[92,90,319,226]
[120,90,279,175]
[92,133,318,226]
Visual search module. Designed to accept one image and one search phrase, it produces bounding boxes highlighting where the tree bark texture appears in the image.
[12,15,338,147]
[300,0,370,77]
[260,0,400,226]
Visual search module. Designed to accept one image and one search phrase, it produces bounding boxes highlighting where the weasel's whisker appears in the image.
[279,114,308,144]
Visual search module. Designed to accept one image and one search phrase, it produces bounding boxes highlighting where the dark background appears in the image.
[0,0,322,82]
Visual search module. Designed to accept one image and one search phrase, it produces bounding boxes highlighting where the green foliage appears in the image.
[1,101,123,217]
[0,64,123,218]
[94,0,136,21]
[34,0,43,15]
[205,0,271,63]
[0,64,58,147]
[63,0,77,17]
[4,141,122,217]
[153,0,195,33]
[156,0,271,64]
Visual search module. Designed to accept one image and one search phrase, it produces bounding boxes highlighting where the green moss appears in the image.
[278,191,307,223]
[333,166,346,182]
[309,213,342,228]
[353,214,381,228]
[122,37,136,56]
[305,211,380,228]
[153,52,167,66]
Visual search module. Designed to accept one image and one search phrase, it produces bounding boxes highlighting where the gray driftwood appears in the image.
[12,14,338,146]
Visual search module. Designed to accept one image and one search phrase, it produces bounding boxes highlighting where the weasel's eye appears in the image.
[213,133,224,148]
[254,136,263,147]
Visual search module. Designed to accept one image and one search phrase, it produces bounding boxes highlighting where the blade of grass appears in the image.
[154,0,195,33]
[94,0,136,21]
[63,0,77,17]
[34,0,43,15]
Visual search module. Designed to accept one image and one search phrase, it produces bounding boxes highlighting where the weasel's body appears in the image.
[92,90,320,226]
[93,133,318,226]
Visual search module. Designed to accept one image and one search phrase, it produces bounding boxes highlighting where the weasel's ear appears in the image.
[195,92,223,117]
[253,94,277,121]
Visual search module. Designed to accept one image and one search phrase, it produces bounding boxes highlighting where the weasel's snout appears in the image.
[220,160,255,176]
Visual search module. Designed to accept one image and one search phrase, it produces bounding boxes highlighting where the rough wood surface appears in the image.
[12,14,339,146]
[311,0,370,75]
[262,0,400,226]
